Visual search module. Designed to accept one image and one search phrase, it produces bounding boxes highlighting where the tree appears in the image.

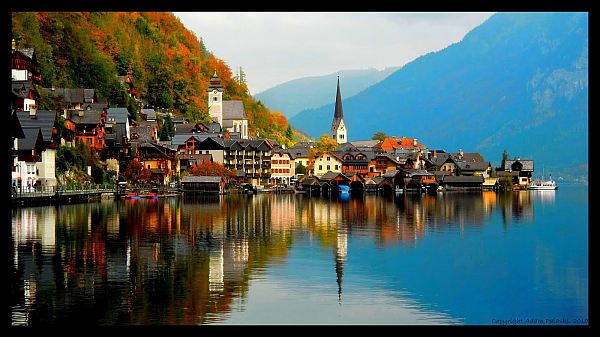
[56,145,77,173]
[501,149,509,169]
[124,159,152,183]
[295,162,307,175]
[162,114,175,138]
[316,134,338,155]
[372,131,388,141]
[188,161,235,178]
[75,140,91,169]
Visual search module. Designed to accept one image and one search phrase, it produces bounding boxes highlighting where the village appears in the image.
[10,41,537,205]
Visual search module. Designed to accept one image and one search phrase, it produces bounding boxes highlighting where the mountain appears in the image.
[11,12,295,146]
[254,67,399,119]
[290,12,588,179]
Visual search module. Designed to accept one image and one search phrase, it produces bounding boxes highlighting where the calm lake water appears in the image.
[11,185,588,325]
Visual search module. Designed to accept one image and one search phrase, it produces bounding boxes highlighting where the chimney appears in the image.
[433,150,437,158]
[459,149,464,159]
[12,38,16,50]
[29,107,37,119]
[413,138,417,146]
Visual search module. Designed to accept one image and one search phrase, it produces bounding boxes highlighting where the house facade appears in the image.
[270,151,295,185]
[313,151,343,177]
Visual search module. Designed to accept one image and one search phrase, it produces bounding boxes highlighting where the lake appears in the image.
[10,184,588,325]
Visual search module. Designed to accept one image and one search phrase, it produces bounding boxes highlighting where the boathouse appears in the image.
[181,176,225,194]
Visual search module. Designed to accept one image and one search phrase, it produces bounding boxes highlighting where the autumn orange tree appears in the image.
[188,162,235,178]
[123,159,152,183]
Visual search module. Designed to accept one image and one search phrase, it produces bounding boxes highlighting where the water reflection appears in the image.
[10,189,587,325]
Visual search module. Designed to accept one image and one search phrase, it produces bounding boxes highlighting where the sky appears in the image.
[174,12,494,95]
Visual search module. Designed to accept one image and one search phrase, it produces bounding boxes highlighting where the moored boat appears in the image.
[123,193,141,200]
[528,174,558,190]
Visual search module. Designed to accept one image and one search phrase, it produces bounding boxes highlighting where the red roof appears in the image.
[379,137,425,152]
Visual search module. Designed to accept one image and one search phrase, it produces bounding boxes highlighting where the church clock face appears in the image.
[213,90,217,94]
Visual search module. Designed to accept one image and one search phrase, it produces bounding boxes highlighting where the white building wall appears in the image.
[270,153,295,184]
[208,90,223,125]
[12,69,28,81]
[36,148,56,187]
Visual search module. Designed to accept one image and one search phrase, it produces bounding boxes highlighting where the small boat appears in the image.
[528,172,558,190]
[124,193,141,200]
[338,185,350,193]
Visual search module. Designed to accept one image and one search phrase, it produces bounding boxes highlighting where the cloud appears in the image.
[174,12,493,94]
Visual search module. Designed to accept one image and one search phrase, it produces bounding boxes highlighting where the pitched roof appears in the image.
[273,149,296,159]
[68,110,102,126]
[84,102,108,111]
[43,88,88,103]
[379,137,425,152]
[182,176,222,183]
[209,71,223,90]
[130,122,157,142]
[17,128,43,151]
[317,151,343,163]
[350,140,380,148]
[173,123,198,134]
[106,108,129,124]
[83,89,95,102]
[11,112,25,139]
[15,48,34,59]
[335,142,357,152]
[504,159,534,171]
[399,168,433,176]
[459,161,491,171]
[288,146,311,158]
[222,100,246,120]
[16,110,56,143]
[170,134,209,146]
[142,109,156,120]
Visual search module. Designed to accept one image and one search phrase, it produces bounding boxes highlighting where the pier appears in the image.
[11,188,115,207]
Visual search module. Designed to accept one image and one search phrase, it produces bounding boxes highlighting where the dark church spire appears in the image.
[333,75,344,122]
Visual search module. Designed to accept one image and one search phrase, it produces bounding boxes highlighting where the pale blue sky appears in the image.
[174,12,494,95]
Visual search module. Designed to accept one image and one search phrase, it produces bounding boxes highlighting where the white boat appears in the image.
[528,172,558,190]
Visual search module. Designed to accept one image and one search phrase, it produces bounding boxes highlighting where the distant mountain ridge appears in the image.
[290,12,588,180]
[254,67,399,118]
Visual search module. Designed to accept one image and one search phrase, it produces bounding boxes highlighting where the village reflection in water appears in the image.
[12,191,538,325]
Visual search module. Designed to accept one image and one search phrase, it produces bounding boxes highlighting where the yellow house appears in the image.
[313,151,343,177]
[288,146,311,170]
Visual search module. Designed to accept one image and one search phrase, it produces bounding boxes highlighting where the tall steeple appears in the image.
[208,70,223,125]
[332,75,347,144]
[334,75,344,121]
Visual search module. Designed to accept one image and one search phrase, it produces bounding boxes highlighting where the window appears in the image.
[327,156,330,161]
[213,96,218,101]
[335,165,338,170]
[327,165,330,170]
[319,165,322,170]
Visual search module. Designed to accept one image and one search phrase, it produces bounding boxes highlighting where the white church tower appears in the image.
[207,70,223,125]
[332,75,347,144]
